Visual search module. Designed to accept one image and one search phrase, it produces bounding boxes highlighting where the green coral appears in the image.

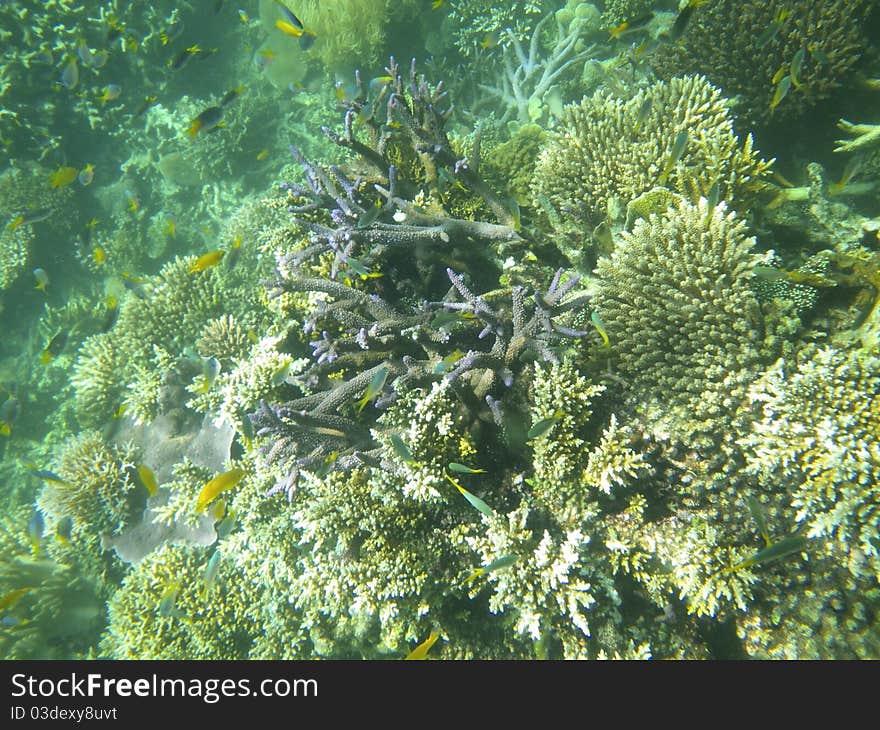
[531,75,771,249]
[103,543,261,659]
[482,124,546,206]
[741,347,880,580]
[592,198,768,446]
[36,431,138,543]
[654,0,873,126]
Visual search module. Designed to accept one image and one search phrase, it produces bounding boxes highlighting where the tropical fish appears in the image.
[445,474,494,517]
[158,579,182,617]
[480,32,499,50]
[189,250,225,273]
[769,75,792,111]
[137,464,159,497]
[53,515,73,547]
[185,106,225,137]
[49,166,78,188]
[195,468,246,513]
[134,95,158,117]
[389,433,420,465]
[745,496,772,547]
[829,156,863,195]
[7,208,52,231]
[790,47,806,88]
[464,554,518,584]
[92,245,107,265]
[200,550,222,600]
[100,295,119,332]
[432,0,446,9]
[666,0,706,42]
[448,462,486,474]
[238,9,250,24]
[27,511,44,555]
[527,411,563,440]
[609,13,654,39]
[735,534,809,571]
[404,630,439,660]
[0,395,19,436]
[170,44,204,70]
[60,58,79,89]
[78,163,95,186]
[40,330,68,364]
[590,311,610,348]
[29,468,68,485]
[100,84,122,104]
[657,130,688,184]
[257,47,278,66]
[196,357,221,393]
[433,349,464,374]
[256,149,269,161]
[33,267,50,292]
[220,84,244,107]
[356,366,389,413]
[0,587,33,612]
[756,22,781,49]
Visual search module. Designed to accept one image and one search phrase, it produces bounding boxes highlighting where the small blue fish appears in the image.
[27,511,44,555]
[200,549,222,599]
[158,579,182,618]
[60,58,79,89]
[356,366,389,413]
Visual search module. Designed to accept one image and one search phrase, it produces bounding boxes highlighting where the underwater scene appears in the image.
[0,0,878,661]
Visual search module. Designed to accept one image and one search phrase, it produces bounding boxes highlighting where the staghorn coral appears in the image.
[740,347,880,581]
[653,0,873,127]
[592,198,768,446]
[475,10,596,125]
[531,75,771,242]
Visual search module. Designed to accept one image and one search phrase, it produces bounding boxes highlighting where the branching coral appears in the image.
[103,543,261,659]
[592,198,768,446]
[475,11,596,124]
[653,0,873,126]
[741,347,880,581]
[531,75,771,239]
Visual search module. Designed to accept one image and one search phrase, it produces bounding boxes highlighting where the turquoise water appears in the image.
[0,0,878,659]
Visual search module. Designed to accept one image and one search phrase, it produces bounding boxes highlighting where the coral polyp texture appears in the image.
[592,198,767,445]
[531,75,771,238]
[2,0,880,662]
[654,0,874,126]
[741,347,880,581]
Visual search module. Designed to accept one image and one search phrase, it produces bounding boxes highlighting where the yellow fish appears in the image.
[189,250,225,273]
[92,246,107,265]
[275,19,302,37]
[137,464,159,497]
[195,468,246,513]
[405,630,439,660]
[0,586,33,611]
[49,166,78,188]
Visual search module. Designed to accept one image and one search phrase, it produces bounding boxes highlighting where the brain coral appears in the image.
[531,75,770,236]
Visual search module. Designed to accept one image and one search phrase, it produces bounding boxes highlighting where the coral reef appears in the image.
[592,198,768,446]
[531,75,771,255]
[653,0,873,126]
[475,11,596,124]
[741,347,880,581]
[103,543,261,659]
